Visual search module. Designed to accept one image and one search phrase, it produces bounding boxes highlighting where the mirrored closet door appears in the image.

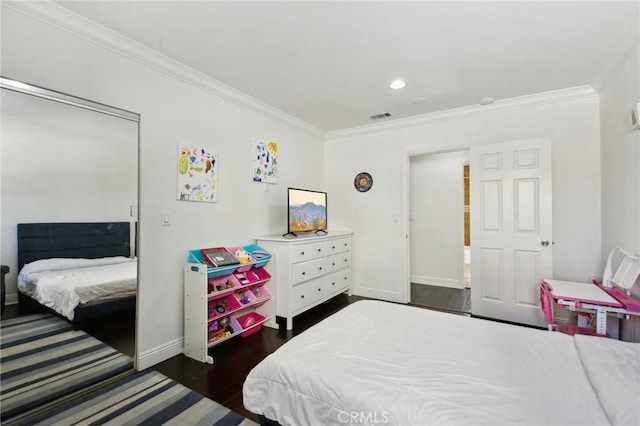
[0,77,139,358]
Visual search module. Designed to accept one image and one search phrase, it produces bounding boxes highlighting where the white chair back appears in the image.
[602,247,640,295]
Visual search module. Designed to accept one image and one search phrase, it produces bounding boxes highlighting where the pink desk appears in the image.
[543,279,640,335]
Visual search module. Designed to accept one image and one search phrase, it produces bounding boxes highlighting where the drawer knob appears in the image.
[302,272,306,275]
[344,276,348,280]
[318,248,322,252]
[318,288,321,292]
[301,251,305,255]
[332,245,336,249]
[319,267,322,270]
[344,243,348,246]
[332,262,336,266]
[331,282,335,286]
[301,295,305,299]
[344,258,348,262]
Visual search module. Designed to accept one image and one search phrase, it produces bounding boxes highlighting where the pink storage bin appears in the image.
[234,267,271,287]
[234,289,258,307]
[237,312,266,337]
[227,246,256,272]
[208,294,242,320]
[207,274,240,298]
[251,285,271,301]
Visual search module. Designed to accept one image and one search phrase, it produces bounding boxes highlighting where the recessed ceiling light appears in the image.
[389,80,407,90]
[480,96,495,105]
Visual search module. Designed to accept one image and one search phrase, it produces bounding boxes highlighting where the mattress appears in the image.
[243,300,640,426]
[17,257,137,320]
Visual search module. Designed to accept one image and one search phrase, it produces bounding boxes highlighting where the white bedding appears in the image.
[244,300,639,426]
[17,257,137,320]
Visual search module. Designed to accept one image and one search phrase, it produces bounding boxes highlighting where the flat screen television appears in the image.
[287,187,327,235]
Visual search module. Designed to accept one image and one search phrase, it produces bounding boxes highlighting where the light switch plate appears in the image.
[161,211,171,226]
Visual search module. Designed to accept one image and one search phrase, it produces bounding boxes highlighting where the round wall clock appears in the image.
[354,172,373,192]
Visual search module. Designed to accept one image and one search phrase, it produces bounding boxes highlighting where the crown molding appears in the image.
[591,11,640,94]
[3,1,324,137]
[326,85,598,140]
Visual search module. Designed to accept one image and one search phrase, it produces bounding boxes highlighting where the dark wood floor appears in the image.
[410,283,471,313]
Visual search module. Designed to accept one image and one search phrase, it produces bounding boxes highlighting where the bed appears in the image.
[16,222,137,327]
[243,300,640,426]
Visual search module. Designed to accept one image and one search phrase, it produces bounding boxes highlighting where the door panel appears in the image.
[480,248,503,301]
[514,179,538,232]
[481,181,503,231]
[471,138,552,326]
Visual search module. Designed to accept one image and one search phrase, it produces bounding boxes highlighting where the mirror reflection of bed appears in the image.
[0,80,139,358]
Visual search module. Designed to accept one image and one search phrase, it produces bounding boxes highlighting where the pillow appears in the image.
[18,257,134,286]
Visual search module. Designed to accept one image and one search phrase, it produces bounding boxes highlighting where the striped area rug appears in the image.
[24,369,255,426]
[0,313,134,420]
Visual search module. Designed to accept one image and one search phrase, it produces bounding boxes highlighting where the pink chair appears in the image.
[539,281,600,336]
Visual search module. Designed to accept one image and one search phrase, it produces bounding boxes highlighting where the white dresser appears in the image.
[256,231,352,330]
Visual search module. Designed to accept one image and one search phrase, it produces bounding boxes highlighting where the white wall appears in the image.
[410,150,469,289]
[1,89,138,301]
[600,47,640,260]
[599,43,640,341]
[326,94,602,303]
[1,5,324,367]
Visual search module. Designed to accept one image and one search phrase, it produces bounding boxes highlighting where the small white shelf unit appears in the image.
[184,257,272,364]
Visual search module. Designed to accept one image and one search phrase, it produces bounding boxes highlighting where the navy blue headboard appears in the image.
[17,222,131,270]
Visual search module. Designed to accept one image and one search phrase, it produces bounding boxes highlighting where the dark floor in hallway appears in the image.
[410,283,471,313]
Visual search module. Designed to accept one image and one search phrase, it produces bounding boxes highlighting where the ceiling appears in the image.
[55,1,639,132]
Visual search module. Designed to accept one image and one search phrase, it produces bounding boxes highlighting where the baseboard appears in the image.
[6,293,18,305]
[351,286,405,303]
[136,337,183,370]
[411,275,464,290]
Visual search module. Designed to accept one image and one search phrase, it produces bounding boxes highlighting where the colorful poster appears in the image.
[252,140,278,184]
[177,145,218,202]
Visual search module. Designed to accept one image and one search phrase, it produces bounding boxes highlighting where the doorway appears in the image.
[407,150,470,313]
[463,164,471,290]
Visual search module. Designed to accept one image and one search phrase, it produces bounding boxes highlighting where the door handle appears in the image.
[541,240,550,247]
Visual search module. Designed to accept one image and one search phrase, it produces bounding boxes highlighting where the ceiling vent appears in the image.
[369,112,391,120]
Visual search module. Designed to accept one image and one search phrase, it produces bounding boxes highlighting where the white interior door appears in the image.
[470,138,552,326]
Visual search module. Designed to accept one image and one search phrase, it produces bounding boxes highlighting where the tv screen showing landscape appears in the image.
[288,188,327,233]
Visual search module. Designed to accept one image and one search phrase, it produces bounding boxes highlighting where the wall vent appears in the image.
[369,112,392,120]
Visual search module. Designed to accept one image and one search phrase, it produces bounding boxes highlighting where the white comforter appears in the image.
[17,257,137,320]
[244,300,639,426]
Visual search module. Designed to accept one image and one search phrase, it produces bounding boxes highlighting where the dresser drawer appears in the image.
[292,258,326,284]
[325,237,351,255]
[325,269,351,296]
[292,278,325,312]
[327,251,351,273]
[291,241,326,263]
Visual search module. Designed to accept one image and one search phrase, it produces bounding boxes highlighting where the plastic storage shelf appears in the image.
[184,246,273,364]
